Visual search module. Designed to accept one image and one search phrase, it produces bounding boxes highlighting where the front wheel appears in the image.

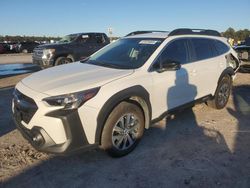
[54,57,72,66]
[100,101,144,157]
[207,74,232,109]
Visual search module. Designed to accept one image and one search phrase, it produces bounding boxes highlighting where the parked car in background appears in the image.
[234,45,250,72]
[16,41,40,53]
[8,42,18,53]
[0,43,9,54]
[32,32,110,68]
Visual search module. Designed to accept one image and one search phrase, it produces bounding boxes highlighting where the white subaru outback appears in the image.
[13,29,240,157]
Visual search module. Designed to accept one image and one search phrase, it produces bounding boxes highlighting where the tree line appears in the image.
[221,27,250,41]
[0,35,61,42]
[0,28,249,42]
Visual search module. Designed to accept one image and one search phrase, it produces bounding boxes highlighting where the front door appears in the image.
[150,38,198,118]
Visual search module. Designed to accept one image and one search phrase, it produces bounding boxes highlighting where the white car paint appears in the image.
[13,32,238,148]
[21,62,134,96]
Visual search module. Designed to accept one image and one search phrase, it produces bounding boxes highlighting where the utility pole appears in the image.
[108,27,113,41]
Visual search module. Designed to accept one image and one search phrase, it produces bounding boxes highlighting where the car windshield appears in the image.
[83,38,163,69]
[58,34,78,43]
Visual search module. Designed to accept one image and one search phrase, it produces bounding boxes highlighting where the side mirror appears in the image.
[157,60,181,73]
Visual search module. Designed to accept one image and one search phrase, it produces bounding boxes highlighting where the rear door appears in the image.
[189,38,222,97]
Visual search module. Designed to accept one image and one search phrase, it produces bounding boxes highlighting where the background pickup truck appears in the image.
[32,32,110,68]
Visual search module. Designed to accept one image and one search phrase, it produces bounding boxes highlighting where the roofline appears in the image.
[67,32,106,36]
[168,28,221,37]
[125,30,169,37]
[125,28,222,38]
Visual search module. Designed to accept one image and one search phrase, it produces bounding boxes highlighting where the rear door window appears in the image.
[191,38,216,61]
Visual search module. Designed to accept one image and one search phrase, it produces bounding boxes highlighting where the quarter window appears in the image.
[213,40,230,55]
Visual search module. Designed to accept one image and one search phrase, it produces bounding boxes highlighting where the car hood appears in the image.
[21,62,133,96]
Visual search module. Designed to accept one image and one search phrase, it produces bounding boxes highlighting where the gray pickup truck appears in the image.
[33,32,110,68]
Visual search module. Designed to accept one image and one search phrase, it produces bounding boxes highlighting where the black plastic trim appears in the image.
[126,30,168,37]
[44,109,91,154]
[151,95,212,124]
[13,107,93,154]
[217,67,235,84]
[13,89,38,124]
[169,28,221,37]
[95,85,151,143]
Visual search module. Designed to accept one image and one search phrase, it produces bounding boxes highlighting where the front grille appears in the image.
[33,47,43,60]
[13,89,38,124]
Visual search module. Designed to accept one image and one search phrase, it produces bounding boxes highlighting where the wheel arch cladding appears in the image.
[218,67,234,84]
[95,85,152,143]
[213,67,234,96]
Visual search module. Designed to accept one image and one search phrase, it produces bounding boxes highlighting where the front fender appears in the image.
[95,85,152,143]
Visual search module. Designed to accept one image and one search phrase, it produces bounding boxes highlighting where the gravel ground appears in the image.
[0,71,249,188]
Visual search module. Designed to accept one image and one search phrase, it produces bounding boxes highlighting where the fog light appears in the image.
[31,130,45,146]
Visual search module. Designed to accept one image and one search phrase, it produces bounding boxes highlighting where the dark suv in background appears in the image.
[16,41,40,53]
[234,37,250,72]
[32,32,110,68]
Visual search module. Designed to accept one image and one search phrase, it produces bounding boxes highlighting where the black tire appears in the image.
[54,57,72,66]
[67,55,75,62]
[100,101,144,157]
[207,74,232,109]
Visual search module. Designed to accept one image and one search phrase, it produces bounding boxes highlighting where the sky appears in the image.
[0,0,250,37]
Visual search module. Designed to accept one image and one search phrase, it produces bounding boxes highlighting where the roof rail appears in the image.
[126,30,168,37]
[168,28,221,37]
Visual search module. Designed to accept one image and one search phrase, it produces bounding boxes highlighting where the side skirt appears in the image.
[151,94,212,125]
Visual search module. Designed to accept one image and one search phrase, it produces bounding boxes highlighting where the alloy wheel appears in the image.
[112,113,140,151]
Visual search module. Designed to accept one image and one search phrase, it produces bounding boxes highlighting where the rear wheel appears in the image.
[207,74,232,109]
[54,57,72,66]
[100,101,144,157]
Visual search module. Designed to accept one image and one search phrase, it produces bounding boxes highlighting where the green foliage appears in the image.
[222,28,250,41]
[0,35,61,42]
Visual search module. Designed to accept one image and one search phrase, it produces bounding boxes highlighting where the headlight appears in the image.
[43,87,100,110]
[42,49,55,59]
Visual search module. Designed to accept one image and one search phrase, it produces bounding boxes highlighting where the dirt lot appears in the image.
[0,65,249,187]
[0,54,32,64]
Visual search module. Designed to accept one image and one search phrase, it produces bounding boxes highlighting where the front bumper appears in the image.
[32,57,54,68]
[13,89,96,154]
